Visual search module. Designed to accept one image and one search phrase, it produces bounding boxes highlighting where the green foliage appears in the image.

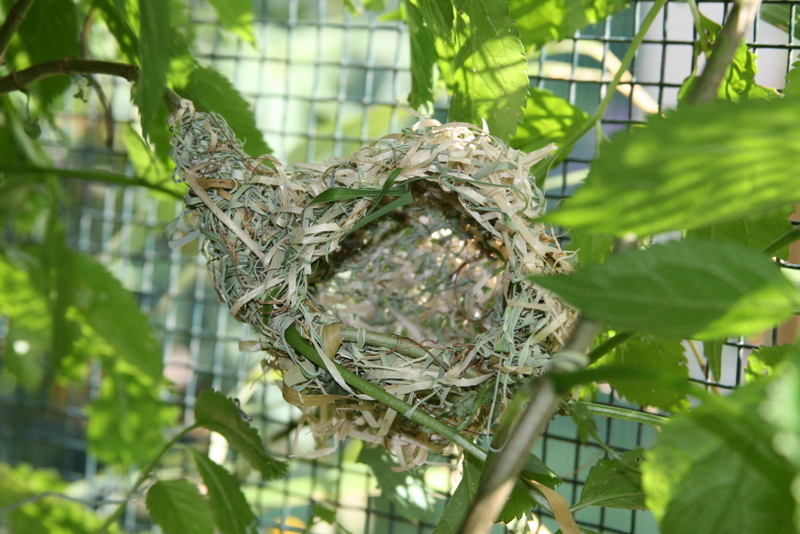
[356,445,438,523]
[642,379,796,534]
[596,336,689,412]
[574,448,647,511]
[205,0,256,46]
[136,0,172,137]
[510,87,590,158]
[533,239,800,340]
[86,359,179,467]
[566,230,614,265]
[146,480,215,534]
[544,98,800,236]
[0,463,119,534]
[177,66,271,157]
[510,0,630,49]
[785,60,800,98]
[746,344,795,384]
[703,339,724,382]
[194,389,288,480]
[447,0,529,140]
[404,0,438,109]
[190,449,259,534]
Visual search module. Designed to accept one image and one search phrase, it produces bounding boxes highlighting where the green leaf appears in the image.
[413,0,454,40]
[687,204,794,261]
[575,448,647,511]
[178,67,271,157]
[93,0,138,61]
[350,190,414,232]
[510,0,630,49]
[194,389,287,480]
[510,88,590,157]
[596,336,689,412]
[206,0,256,46]
[404,0,438,109]
[785,60,800,99]
[307,186,405,206]
[356,445,437,523]
[137,0,172,137]
[448,0,529,141]
[190,450,258,534]
[44,207,76,379]
[70,251,163,379]
[566,230,614,265]
[746,344,794,384]
[146,480,214,534]
[544,98,800,236]
[532,239,800,340]
[679,15,780,103]
[431,454,480,534]
[642,379,795,533]
[12,0,79,110]
[86,359,178,467]
[566,399,599,444]
[704,339,723,382]
[312,503,337,524]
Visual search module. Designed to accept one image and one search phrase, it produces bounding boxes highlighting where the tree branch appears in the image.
[0,0,35,63]
[0,58,139,95]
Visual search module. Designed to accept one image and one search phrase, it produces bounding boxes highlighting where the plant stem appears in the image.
[553,0,668,161]
[587,331,634,364]
[763,225,800,256]
[284,323,488,462]
[0,58,139,95]
[684,0,764,105]
[94,426,194,534]
[0,0,35,63]
[0,165,184,199]
[686,0,711,58]
[578,401,667,427]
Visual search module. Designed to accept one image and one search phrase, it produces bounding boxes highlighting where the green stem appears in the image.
[553,0,668,161]
[94,426,194,534]
[763,225,800,256]
[587,331,634,364]
[284,323,488,462]
[684,0,764,105]
[0,165,184,199]
[0,0,35,63]
[0,58,139,95]
[578,401,667,427]
[686,0,711,58]
[339,326,432,359]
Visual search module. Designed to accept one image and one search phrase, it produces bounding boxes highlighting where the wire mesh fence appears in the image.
[1,0,799,532]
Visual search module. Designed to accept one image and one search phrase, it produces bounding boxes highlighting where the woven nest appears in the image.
[166,100,577,467]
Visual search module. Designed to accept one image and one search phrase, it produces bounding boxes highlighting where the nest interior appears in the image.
[166,100,577,466]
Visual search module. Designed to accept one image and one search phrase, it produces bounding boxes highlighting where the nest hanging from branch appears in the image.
[166,99,577,467]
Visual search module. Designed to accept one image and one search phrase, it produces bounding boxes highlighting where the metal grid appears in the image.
[1,0,799,532]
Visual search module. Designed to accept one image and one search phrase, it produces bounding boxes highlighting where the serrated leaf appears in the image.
[93,0,138,61]
[746,344,794,384]
[510,0,630,49]
[597,336,689,412]
[177,67,270,157]
[575,448,647,511]
[544,98,800,236]
[206,0,256,46]
[511,88,590,157]
[565,399,598,444]
[642,379,795,533]
[704,339,723,382]
[532,239,800,340]
[194,389,287,480]
[448,0,528,141]
[190,450,258,534]
[70,251,163,379]
[137,0,171,137]
[356,445,437,523]
[687,204,794,261]
[12,0,79,110]
[86,359,178,467]
[146,480,214,534]
[405,0,438,109]
[785,60,800,98]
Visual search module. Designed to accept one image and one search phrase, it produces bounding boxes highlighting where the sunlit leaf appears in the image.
[44,208,76,379]
[206,0,256,46]
[544,98,800,236]
[642,379,795,533]
[510,88,589,157]
[178,67,271,157]
[405,0,438,109]
[146,480,214,534]
[92,0,138,61]
[785,60,800,98]
[566,230,614,265]
[704,339,723,383]
[194,389,287,480]
[137,0,171,137]
[532,239,800,340]
[70,251,163,379]
[596,336,689,412]
[575,448,647,510]
[357,445,437,523]
[448,0,529,141]
[746,344,794,384]
[510,0,630,49]
[86,359,178,467]
[190,450,258,534]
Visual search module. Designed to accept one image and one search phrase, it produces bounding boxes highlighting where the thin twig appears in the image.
[0,58,139,94]
[684,0,764,105]
[0,0,35,63]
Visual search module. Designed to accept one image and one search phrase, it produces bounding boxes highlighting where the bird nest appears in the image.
[166,100,577,467]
